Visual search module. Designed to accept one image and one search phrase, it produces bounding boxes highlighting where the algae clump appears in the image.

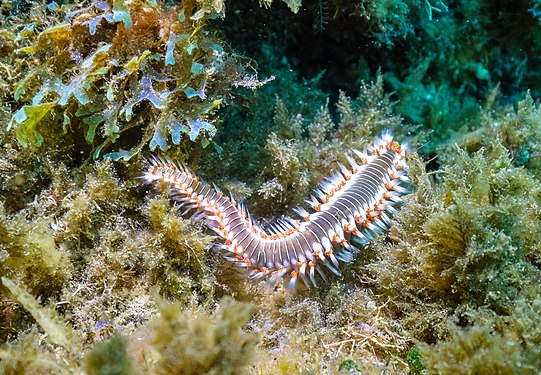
[8,0,264,160]
[148,297,259,375]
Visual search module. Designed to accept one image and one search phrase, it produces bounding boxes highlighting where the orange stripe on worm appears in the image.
[142,133,410,290]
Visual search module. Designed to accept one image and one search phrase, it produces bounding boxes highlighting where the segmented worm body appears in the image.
[143,133,409,289]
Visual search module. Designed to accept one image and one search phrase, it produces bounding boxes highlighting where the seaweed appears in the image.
[419,295,541,374]
[0,201,72,299]
[0,278,80,374]
[210,74,411,217]
[253,75,413,214]
[0,279,258,374]
[3,0,541,372]
[251,286,412,373]
[451,90,541,179]
[371,139,541,343]
[2,277,78,349]
[84,335,132,375]
[0,328,70,375]
[7,0,266,160]
[147,297,259,374]
[0,153,218,345]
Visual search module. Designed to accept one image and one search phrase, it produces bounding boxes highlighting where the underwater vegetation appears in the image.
[222,0,541,159]
[202,74,414,218]
[7,0,266,160]
[1,0,541,374]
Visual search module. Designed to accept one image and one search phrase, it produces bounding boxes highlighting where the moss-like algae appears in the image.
[218,74,416,217]
[2,79,541,373]
[2,0,541,373]
[370,141,541,340]
[0,203,72,299]
[148,297,258,374]
[3,80,541,373]
[419,295,541,374]
[84,335,132,375]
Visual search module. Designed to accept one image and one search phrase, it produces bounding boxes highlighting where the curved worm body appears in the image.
[142,133,409,289]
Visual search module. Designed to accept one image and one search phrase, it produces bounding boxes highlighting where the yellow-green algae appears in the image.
[1,1,541,374]
[3,88,541,373]
[239,75,418,217]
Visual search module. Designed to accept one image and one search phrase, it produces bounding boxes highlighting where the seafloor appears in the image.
[1,0,541,373]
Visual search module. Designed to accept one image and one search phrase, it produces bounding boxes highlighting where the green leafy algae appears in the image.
[9,102,56,147]
[2,0,541,373]
[7,0,264,160]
